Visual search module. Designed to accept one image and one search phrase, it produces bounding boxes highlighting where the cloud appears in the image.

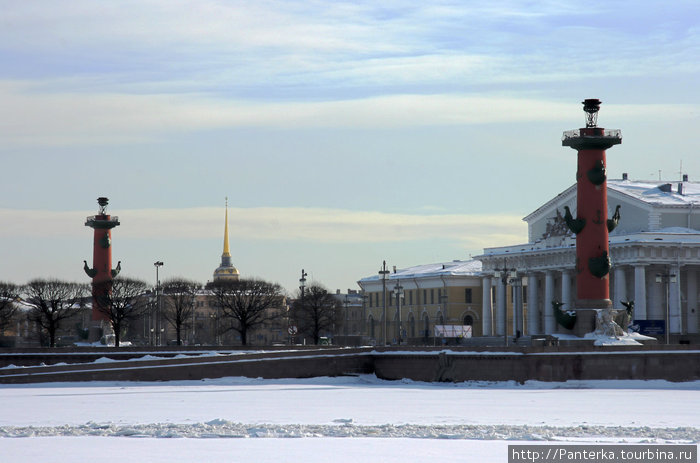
[2,81,696,147]
[0,206,527,250]
[5,1,697,99]
[0,2,562,52]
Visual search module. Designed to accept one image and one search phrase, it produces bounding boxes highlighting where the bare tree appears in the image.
[0,282,20,333]
[162,278,200,346]
[292,284,341,345]
[23,279,89,347]
[211,278,284,346]
[95,277,148,347]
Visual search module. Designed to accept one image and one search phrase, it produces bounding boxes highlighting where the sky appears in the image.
[1,1,699,295]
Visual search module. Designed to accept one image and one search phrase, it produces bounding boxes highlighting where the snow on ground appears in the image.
[0,437,530,463]
[0,375,698,462]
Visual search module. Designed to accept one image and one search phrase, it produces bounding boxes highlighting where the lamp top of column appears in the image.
[562,99,621,150]
[86,197,120,229]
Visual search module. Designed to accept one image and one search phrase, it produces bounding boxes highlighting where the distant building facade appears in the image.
[332,288,366,345]
[358,261,483,345]
[128,288,288,347]
[357,177,700,344]
[477,177,700,342]
[127,201,286,347]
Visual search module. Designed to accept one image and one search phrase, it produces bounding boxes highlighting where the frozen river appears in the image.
[1,375,698,462]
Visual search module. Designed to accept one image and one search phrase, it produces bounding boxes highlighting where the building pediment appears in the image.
[524,180,700,243]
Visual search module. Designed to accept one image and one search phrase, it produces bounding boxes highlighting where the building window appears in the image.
[465,288,472,304]
[423,289,427,305]
[430,289,435,304]
[408,290,413,305]
[464,315,474,326]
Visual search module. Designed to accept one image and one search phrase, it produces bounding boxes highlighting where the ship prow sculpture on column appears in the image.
[560,99,651,345]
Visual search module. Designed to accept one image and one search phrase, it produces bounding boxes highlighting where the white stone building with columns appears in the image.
[477,177,700,342]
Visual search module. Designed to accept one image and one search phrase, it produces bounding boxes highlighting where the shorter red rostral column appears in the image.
[84,197,121,341]
[562,99,622,335]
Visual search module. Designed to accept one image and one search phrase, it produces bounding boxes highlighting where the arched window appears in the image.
[368,315,375,338]
[408,313,415,338]
[423,313,430,338]
[464,314,474,326]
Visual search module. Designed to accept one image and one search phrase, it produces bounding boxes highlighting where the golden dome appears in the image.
[213,265,240,281]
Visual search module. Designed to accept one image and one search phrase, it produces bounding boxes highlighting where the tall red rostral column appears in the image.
[562,99,622,336]
[84,197,121,341]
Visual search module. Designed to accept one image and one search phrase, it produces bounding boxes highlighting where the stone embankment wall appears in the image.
[1,346,699,384]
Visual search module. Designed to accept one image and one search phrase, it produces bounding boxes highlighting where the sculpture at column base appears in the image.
[581,308,648,346]
[551,301,656,345]
[573,301,654,346]
[594,308,627,338]
[566,299,613,338]
[552,296,638,338]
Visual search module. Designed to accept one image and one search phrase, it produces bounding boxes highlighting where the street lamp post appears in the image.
[378,261,390,346]
[437,294,448,346]
[147,298,155,346]
[154,261,164,346]
[299,269,307,343]
[343,295,349,345]
[656,272,677,344]
[393,281,404,344]
[510,276,523,344]
[360,292,368,343]
[191,292,196,346]
[209,313,217,346]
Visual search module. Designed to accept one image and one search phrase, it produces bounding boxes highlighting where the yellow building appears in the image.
[358,260,484,345]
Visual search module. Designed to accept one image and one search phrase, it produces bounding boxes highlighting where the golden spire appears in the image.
[222,197,231,258]
[213,196,239,281]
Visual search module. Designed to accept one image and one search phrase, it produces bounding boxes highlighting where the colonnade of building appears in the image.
[481,264,699,337]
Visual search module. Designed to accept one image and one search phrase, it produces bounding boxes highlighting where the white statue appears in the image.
[594,308,626,339]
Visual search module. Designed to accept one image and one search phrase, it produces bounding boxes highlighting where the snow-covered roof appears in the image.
[331,292,365,304]
[358,260,482,284]
[611,227,700,244]
[609,179,700,207]
[479,227,700,258]
[524,179,700,223]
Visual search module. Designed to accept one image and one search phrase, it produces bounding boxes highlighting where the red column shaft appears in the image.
[91,215,113,322]
[576,149,610,302]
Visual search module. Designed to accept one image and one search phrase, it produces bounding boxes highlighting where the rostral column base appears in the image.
[88,321,104,343]
[573,299,612,338]
[575,298,613,309]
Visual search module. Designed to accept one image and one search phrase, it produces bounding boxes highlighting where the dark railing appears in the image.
[85,215,120,222]
[562,129,622,141]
